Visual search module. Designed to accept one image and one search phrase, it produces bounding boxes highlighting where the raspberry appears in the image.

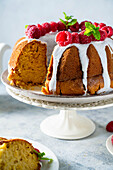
[69,22,79,32]
[99,30,107,41]
[50,21,58,32]
[37,24,46,36]
[56,31,72,46]
[101,26,113,37]
[90,34,96,41]
[111,135,113,144]
[106,121,113,132]
[25,25,35,36]
[27,25,41,39]
[42,22,51,33]
[79,30,92,44]
[71,32,80,43]
[93,22,99,27]
[99,23,106,29]
[80,21,92,31]
[57,21,66,31]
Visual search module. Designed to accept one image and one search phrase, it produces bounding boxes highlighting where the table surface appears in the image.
[0,83,113,170]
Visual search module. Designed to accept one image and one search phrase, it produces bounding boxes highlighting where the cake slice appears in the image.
[7,37,47,89]
[0,138,40,170]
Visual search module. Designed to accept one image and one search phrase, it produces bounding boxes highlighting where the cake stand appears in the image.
[2,70,113,140]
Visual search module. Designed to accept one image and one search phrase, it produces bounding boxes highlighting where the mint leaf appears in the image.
[60,12,77,29]
[63,12,67,19]
[68,19,77,26]
[40,157,53,163]
[84,28,91,34]
[34,150,53,163]
[84,22,101,40]
[84,29,92,36]
[95,27,99,30]
[93,31,100,40]
[85,22,96,31]
[63,12,73,21]
[59,18,67,25]
[25,25,28,29]
[85,22,92,28]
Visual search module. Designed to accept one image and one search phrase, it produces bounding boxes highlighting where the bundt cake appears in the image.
[7,12,113,95]
[7,37,47,89]
[42,36,113,95]
[0,138,40,170]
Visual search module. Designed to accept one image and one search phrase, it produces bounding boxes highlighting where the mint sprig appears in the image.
[84,22,100,40]
[25,25,28,29]
[34,150,53,163]
[59,12,77,29]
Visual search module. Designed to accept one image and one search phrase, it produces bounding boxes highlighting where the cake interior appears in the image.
[8,40,47,89]
[0,139,39,170]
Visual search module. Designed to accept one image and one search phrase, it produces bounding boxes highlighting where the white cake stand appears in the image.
[2,70,113,140]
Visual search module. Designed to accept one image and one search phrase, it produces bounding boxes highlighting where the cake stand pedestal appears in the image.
[6,88,96,139]
[2,70,113,140]
[40,110,95,139]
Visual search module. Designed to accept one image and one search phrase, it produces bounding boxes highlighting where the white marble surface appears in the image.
[0,83,113,170]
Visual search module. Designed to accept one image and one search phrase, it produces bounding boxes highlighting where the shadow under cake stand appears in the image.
[2,70,113,140]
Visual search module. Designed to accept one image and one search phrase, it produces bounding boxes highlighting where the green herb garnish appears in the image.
[59,12,77,29]
[84,22,100,40]
[25,25,28,29]
[34,150,53,163]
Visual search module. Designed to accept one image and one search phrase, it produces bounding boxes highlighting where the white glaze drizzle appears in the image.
[49,38,113,94]
[108,44,113,56]
[93,39,113,94]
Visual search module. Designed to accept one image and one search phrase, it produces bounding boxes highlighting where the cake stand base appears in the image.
[40,110,95,139]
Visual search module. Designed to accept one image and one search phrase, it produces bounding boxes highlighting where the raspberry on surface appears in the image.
[56,31,72,46]
[37,24,46,36]
[79,30,92,44]
[50,22,58,32]
[71,32,80,43]
[111,135,113,145]
[80,21,92,31]
[101,26,113,37]
[27,25,41,39]
[42,22,51,33]
[106,121,113,132]
[69,22,79,32]
[57,21,66,31]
